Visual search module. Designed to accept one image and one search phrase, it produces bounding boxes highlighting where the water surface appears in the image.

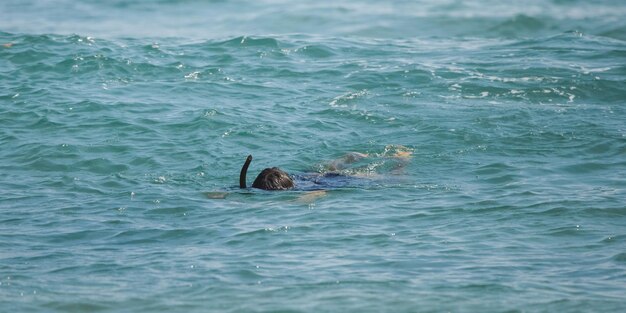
[1,0,625,312]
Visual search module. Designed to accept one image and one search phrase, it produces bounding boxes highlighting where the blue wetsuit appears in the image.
[291,172,369,191]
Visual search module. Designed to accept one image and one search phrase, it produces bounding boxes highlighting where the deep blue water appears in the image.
[1,1,625,312]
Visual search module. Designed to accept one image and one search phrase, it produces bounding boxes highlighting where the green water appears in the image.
[1,0,625,312]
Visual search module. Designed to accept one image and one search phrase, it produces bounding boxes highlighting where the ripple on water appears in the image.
[612,252,626,263]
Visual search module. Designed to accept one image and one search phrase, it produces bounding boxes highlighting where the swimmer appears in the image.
[206,146,412,200]
[239,145,413,191]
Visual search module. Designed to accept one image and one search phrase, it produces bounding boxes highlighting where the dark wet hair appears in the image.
[252,167,294,190]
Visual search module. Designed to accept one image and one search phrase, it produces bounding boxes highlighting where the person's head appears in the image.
[252,167,294,190]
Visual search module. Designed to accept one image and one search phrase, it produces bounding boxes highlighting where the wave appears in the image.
[488,14,551,38]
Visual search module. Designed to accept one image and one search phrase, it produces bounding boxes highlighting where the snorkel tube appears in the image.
[239,155,253,188]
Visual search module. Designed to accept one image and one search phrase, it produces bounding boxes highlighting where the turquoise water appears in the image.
[1,0,626,312]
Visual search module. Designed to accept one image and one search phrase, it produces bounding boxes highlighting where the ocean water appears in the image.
[1,0,626,312]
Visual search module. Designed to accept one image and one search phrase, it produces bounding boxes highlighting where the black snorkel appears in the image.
[239,155,253,188]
